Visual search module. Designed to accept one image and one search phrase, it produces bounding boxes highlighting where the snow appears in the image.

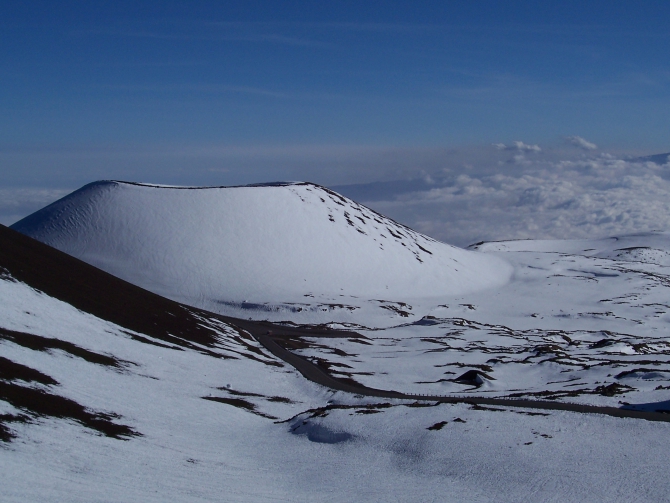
[10,180,511,325]
[5,181,670,500]
[2,274,670,502]
[284,232,670,408]
[10,182,670,407]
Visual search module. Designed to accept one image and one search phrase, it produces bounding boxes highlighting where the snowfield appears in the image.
[3,182,670,501]
[288,233,670,409]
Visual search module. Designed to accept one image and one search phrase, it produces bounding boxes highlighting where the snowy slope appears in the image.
[472,232,670,265]
[2,226,670,503]
[259,231,670,411]
[11,181,511,324]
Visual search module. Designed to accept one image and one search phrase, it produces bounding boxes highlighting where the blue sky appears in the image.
[2,1,670,238]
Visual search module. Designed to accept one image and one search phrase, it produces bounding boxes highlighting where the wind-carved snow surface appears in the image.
[11,181,511,325]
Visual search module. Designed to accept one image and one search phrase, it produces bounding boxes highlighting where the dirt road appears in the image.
[241,325,670,423]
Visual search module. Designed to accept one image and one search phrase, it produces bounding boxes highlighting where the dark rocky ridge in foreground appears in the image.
[0,224,229,349]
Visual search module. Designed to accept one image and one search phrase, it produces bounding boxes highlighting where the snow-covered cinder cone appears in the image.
[12,181,511,319]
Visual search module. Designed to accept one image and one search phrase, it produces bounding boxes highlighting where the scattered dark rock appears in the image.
[534,344,565,356]
[0,381,139,441]
[405,401,440,408]
[0,413,30,442]
[454,370,494,387]
[595,383,635,396]
[590,339,616,349]
[0,327,125,368]
[347,338,372,345]
[267,396,294,404]
[202,396,278,420]
[632,343,651,353]
[0,356,58,385]
[469,403,506,412]
[379,305,411,317]
[454,363,493,372]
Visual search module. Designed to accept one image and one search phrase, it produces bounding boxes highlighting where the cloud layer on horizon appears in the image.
[360,152,670,247]
[3,141,669,249]
[0,188,72,227]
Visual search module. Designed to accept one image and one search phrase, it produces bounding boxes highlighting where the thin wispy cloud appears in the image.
[493,141,542,153]
[566,136,597,150]
[103,83,292,99]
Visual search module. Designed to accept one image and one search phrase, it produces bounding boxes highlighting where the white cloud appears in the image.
[493,141,541,152]
[566,135,598,150]
[356,154,670,247]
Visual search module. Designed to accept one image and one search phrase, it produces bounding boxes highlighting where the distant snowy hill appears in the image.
[11,181,511,324]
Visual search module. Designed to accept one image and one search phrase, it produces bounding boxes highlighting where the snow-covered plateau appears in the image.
[2,181,670,502]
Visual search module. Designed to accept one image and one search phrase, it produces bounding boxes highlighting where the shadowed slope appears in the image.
[0,224,225,349]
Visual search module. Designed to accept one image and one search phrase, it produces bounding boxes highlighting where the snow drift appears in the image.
[11,181,510,312]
